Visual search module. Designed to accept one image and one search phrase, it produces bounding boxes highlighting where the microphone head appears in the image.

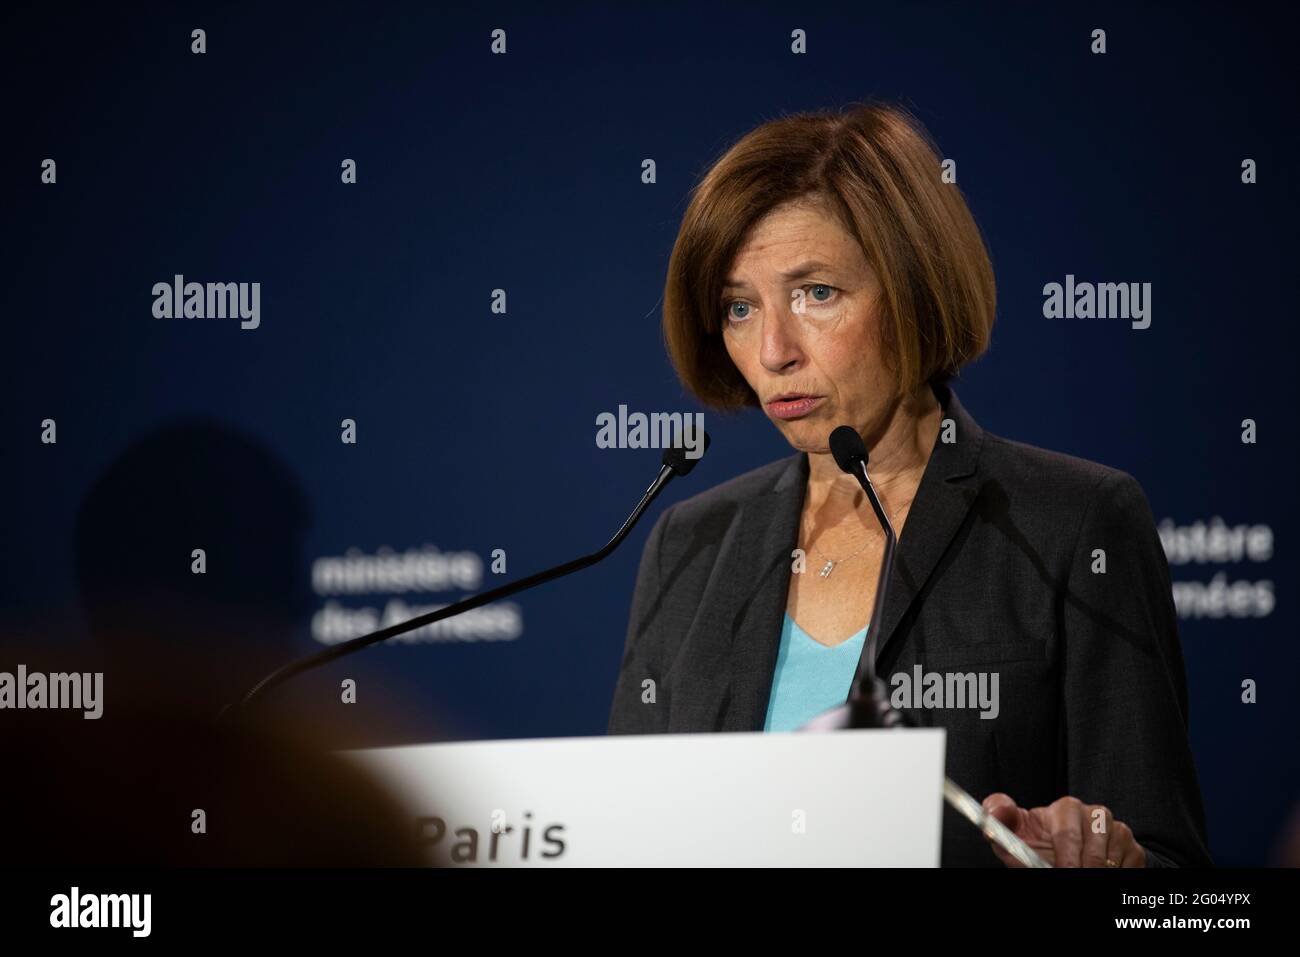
[663,431,711,476]
[829,425,868,474]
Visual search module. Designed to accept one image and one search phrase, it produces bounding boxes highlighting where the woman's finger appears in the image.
[1046,799,1086,868]
[1114,821,1146,868]
[1081,804,1113,867]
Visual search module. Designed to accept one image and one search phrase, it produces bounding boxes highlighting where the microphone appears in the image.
[799,424,1049,867]
[802,425,900,729]
[223,434,711,719]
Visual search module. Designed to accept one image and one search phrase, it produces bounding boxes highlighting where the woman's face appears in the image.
[721,196,895,452]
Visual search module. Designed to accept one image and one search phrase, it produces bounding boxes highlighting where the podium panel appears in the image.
[344,728,947,866]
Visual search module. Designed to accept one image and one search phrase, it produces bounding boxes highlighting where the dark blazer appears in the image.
[607,381,1212,867]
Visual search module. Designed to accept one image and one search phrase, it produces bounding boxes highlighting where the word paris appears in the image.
[152,274,260,329]
[596,405,706,460]
[1042,274,1151,329]
[0,665,103,719]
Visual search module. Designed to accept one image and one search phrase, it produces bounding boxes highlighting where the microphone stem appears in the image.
[228,463,677,716]
[851,459,896,696]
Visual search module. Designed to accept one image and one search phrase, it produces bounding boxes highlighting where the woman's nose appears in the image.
[759,309,804,373]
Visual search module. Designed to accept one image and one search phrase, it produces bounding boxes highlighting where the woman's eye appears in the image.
[725,300,751,322]
[805,283,836,304]
[725,285,835,323]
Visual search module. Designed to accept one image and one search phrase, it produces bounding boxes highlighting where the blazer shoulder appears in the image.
[972,430,1163,554]
[979,431,1138,500]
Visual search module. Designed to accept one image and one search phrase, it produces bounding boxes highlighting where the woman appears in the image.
[606,102,1211,868]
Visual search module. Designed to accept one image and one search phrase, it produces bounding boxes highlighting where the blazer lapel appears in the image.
[868,382,985,672]
[724,453,810,730]
[667,452,807,733]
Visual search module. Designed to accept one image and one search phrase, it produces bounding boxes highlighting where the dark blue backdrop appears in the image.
[3,1,1296,866]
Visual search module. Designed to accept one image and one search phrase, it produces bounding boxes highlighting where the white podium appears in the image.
[343,728,947,866]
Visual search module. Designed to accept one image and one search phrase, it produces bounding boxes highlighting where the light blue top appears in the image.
[762,613,869,732]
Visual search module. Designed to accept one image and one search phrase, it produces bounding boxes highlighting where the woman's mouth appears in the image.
[765,394,825,420]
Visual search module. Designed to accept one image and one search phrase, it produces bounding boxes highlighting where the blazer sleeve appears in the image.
[606,503,676,735]
[1061,470,1212,866]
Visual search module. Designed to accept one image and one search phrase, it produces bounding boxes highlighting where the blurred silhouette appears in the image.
[74,420,313,720]
[0,695,429,866]
[0,420,433,865]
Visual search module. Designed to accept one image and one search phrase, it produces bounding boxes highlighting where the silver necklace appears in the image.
[803,501,909,579]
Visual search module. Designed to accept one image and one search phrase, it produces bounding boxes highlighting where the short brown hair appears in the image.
[663,101,996,409]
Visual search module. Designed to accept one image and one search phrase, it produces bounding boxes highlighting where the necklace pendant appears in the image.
[819,560,835,579]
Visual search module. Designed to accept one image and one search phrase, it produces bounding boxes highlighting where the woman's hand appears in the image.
[981,793,1147,868]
